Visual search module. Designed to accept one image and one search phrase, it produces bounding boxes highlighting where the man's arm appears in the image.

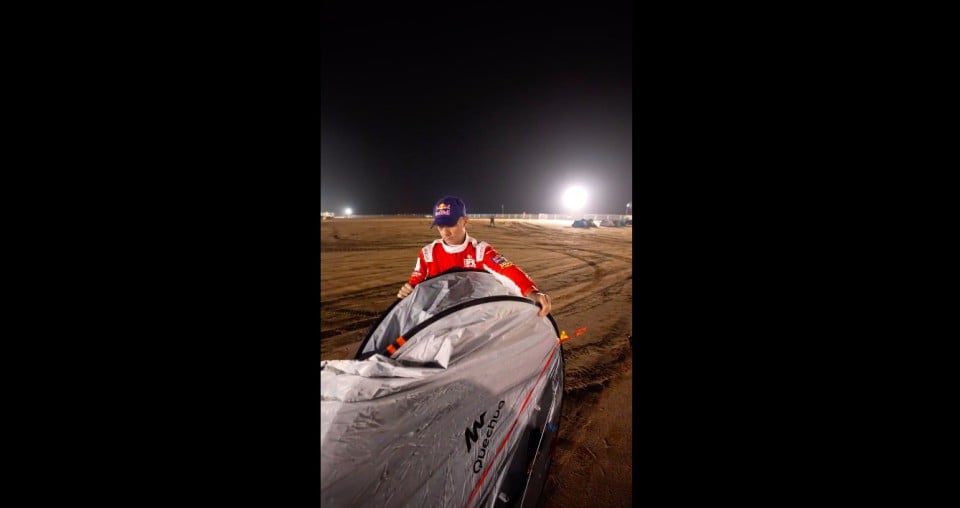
[481,244,551,316]
[524,288,552,317]
[398,252,427,299]
[481,245,537,294]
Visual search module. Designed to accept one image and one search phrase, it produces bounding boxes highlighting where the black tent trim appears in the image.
[357,295,559,360]
[355,270,559,360]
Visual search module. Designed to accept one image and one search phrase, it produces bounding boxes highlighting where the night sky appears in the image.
[321,3,632,216]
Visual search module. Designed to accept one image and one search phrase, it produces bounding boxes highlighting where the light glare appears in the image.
[562,186,588,210]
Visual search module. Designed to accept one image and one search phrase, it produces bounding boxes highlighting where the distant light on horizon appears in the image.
[562,186,588,211]
[345,207,353,216]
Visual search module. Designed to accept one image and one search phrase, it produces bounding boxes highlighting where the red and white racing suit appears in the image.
[407,234,540,296]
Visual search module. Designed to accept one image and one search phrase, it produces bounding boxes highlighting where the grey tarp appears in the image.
[322,271,563,508]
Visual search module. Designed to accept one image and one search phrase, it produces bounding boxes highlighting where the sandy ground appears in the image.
[321,217,633,507]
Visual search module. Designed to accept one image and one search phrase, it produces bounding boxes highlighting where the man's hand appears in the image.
[527,290,552,317]
[397,283,414,299]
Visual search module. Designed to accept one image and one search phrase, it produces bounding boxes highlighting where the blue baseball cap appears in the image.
[431,196,467,227]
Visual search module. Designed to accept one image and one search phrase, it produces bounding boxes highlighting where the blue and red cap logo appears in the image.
[432,196,466,227]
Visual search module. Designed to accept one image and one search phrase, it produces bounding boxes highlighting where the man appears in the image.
[397,196,552,317]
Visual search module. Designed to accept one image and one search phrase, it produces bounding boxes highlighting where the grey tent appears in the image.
[322,270,564,507]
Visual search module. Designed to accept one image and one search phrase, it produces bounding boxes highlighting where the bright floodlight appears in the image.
[562,186,587,210]
[345,207,353,216]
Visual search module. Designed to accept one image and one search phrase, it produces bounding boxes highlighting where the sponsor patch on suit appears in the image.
[490,254,512,269]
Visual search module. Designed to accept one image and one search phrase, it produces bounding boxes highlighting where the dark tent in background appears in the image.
[322,271,565,507]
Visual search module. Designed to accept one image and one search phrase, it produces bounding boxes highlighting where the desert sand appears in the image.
[321,217,633,507]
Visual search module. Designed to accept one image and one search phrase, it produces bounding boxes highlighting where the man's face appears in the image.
[437,216,468,245]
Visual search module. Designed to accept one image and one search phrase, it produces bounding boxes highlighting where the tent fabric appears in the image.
[357,270,527,365]
[322,271,563,507]
[570,218,598,228]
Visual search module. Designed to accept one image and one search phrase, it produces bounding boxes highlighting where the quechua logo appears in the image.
[464,412,486,452]
[465,400,506,474]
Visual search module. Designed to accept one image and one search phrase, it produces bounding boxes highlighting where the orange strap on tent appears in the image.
[385,336,406,355]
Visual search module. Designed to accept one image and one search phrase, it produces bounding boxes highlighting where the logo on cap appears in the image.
[431,196,465,227]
